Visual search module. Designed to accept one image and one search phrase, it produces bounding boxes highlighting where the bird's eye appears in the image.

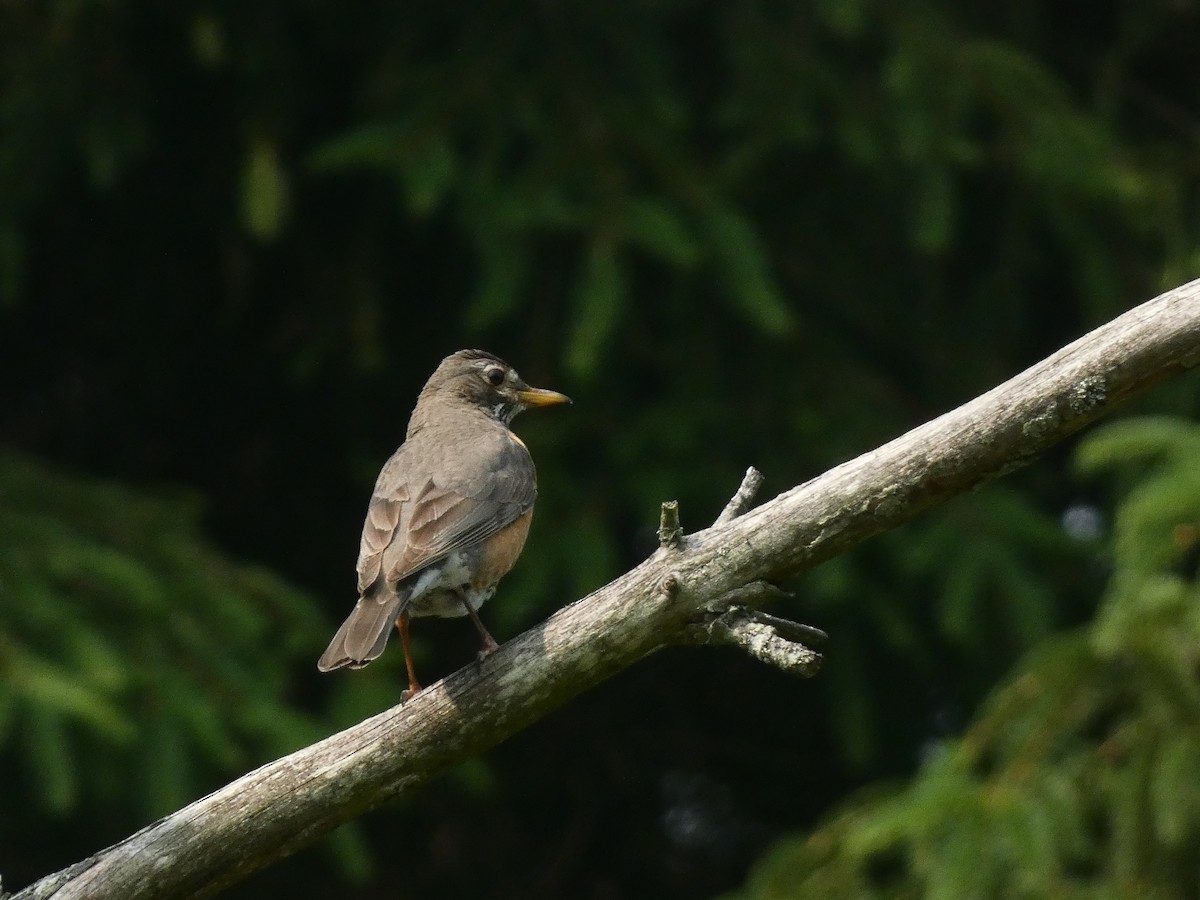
[484,367,506,386]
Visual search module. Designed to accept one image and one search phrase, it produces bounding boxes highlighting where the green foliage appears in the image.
[241,137,290,241]
[287,0,1194,383]
[0,452,326,818]
[732,417,1200,899]
[1,0,1199,894]
[795,484,1088,769]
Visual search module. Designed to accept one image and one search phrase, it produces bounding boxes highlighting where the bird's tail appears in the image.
[317,588,407,672]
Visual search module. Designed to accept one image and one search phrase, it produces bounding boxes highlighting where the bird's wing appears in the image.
[356,432,536,593]
[355,494,408,593]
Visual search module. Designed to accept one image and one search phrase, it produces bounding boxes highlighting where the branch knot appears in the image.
[657,572,683,603]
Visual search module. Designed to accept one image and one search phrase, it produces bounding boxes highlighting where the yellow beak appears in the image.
[517,387,572,408]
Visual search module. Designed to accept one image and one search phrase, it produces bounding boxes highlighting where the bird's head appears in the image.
[419,349,571,425]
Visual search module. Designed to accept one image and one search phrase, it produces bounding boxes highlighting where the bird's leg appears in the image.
[458,590,500,659]
[394,612,423,700]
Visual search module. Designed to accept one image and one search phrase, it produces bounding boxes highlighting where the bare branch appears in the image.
[15,278,1200,899]
[686,582,824,677]
[685,602,823,677]
[714,466,764,525]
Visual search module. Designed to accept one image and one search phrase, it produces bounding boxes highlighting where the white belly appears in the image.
[405,551,496,619]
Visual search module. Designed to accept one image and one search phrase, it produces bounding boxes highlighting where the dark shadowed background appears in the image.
[3,2,1200,898]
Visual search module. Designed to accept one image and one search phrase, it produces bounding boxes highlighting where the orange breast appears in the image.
[473,509,533,589]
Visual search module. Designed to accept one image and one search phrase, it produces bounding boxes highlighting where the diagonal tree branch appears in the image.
[13,278,1200,899]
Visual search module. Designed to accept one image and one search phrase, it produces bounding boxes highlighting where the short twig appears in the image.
[750,610,828,645]
[685,591,824,678]
[714,467,764,525]
[658,500,682,548]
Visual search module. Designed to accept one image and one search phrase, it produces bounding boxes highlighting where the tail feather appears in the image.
[317,590,406,672]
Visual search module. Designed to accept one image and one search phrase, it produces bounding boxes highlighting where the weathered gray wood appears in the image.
[714,466,764,525]
[14,278,1200,899]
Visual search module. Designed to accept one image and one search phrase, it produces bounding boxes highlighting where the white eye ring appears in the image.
[483,366,506,386]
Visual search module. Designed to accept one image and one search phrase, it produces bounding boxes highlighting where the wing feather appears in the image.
[356,429,536,592]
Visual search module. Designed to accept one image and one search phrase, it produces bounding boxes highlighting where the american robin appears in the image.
[317,349,570,698]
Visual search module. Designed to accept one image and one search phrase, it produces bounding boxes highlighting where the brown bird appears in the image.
[317,349,570,698]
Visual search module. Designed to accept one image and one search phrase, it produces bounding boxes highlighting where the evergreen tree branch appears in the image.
[14,278,1200,899]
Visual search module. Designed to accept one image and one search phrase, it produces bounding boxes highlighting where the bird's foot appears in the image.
[476,637,500,662]
[401,680,424,703]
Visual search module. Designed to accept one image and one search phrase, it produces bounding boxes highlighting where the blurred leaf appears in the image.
[623,197,699,267]
[0,451,327,822]
[565,238,627,381]
[815,0,866,38]
[308,122,410,171]
[1151,734,1200,847]
[241,137,289,241]
[144,714,191,817]
[402,136,456,216]
[465,231,527,333]
[10,649,132,741]
[912,167,955,254]
[23,709,77,814]
[190,12,227,67]
[1076,417,1200,476]
[823,633,877,768]
[702,206,795,337]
